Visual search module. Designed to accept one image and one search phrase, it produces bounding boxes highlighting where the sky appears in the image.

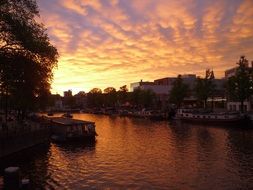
[37,0,253,95]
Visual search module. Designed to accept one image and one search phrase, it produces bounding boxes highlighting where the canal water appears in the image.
[0,114,253,189]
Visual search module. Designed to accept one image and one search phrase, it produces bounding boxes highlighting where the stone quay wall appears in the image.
[0,119,50,158]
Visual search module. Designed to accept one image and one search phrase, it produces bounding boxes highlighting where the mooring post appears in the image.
[4,167,20,190]
[21,179,30,190]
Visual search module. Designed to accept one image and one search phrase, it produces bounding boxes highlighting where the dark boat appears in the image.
[62,112,73,118]
[47,112,54,116]
[49,117,97,142]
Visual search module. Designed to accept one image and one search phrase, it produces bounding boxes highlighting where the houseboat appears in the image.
[62,112,73,118]
[175,109,248,126]
[49,117,97,142]
[47,112,54,116]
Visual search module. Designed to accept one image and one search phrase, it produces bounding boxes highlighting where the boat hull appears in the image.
[51,134,96,143]
[178,117,250,126]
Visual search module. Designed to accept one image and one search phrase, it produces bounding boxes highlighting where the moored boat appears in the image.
[62,112,73,118]
[49,117,97,142]
[175,109,248,126]
[47,112,54,116]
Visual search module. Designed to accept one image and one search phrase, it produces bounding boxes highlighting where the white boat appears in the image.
[175,109,246,125]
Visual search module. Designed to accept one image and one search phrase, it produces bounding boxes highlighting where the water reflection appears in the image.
[226,129,253,190]
[0,114,252,189]
[0,144,51,189]
[54,141,96,153]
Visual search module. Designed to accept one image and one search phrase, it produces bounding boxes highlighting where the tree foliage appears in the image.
[119,85,128,92]
[89,88,102,94]
[103,87,117,107]
[169,75,189,108]
[194,69,215,109]
[226,56,253,112]
[86,86,156,109]
[103,87,116,94]
[118,85,128,104]
[0,0,58,113]
[87,88,103,108]
[130,87,155,108]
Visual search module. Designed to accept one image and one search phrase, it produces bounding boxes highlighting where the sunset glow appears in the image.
[37,0,253,94]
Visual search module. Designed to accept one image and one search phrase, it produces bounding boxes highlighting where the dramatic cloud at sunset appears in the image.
[37,0,253,94]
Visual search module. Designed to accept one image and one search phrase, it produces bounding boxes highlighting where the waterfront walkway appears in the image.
[0,116,50,159]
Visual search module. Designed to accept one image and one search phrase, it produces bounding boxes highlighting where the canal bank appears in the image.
[0,117,50,159]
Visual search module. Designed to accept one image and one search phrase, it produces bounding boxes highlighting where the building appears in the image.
[130,80,155,91]
[154,77,176,86]
[130,75,198,108]
[130,73,227,109]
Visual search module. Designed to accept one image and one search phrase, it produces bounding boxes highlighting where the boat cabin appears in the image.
[175,109,245,125]
[50,117,96,141]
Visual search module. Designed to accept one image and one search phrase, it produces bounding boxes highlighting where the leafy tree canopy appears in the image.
[226,56,253,112]
[104,87,116,94]
[0,0,58,112]
[169,75,189,108]
[131,87,155,108]
[119,85,128,92]
[89,88,102,94]
[194,69,216,109]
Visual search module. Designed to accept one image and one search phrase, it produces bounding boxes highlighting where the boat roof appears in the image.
[49,117,95,126]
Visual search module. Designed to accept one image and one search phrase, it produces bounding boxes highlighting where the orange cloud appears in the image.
[37,0,253,94]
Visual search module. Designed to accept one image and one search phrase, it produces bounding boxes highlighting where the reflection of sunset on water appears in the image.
[7,114,251,189]
[37,0,253,94]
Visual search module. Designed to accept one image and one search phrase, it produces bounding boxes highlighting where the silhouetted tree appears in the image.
[169,75,189,108]
[117,85,128,105]
[195,69,215,109]
[140,89,155,108]
[89,88,102,94]
[0,0,58,117]
[87,88,103,108]
[74,91,86,108]
[130,88,155,109]
[119,85,128,92]
[76,91,86,96]
[103,87,117,107]
[226,56,253,112]
[64,95,76,109]
[103,87,116,94]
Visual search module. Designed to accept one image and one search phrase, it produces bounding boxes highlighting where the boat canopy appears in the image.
[50,117,95,126]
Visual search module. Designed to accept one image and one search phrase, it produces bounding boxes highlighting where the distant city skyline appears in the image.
[37,0,253,95]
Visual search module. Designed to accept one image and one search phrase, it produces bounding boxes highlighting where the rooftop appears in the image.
[48,117,95,126]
